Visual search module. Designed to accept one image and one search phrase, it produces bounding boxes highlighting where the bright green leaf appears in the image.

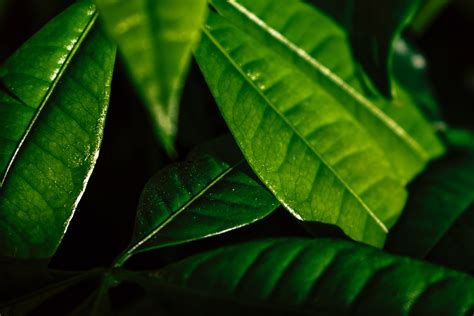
[0,2,116,258]
[195,11,407,247]
[386,153,474,272]
[125,238,474,315]
[94,0,208,156]
[114,154,279,266]
[211,0,444,183]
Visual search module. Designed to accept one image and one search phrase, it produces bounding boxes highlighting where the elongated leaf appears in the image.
[114,155,279,266]
[0,2,116,258]
[211,0,444,183]
[195,11,407,247]
[94,0,207,155]
[124,238,474,315]
[386,154,474,272]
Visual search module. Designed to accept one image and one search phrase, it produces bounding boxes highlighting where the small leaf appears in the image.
[0,2,116,258]
[196,11,407,247]
[211,0,444,184]
[114,154,279,266]
[122,238,474,315]
[94,0,208,156]
[386,153,474,272]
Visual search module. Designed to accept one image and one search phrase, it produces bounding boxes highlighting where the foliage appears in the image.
[0,0,472,314]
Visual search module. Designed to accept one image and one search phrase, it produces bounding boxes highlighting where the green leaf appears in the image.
[94,0,208,156]
[123,238,474,315]
[386,153,474,272]
[0,2,116,258]
[443,128,474,152]
[114,154,279,266]
[195,11,407,247]
[210,0,444,184]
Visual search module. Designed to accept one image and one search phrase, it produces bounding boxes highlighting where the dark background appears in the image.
[1,0,473,271]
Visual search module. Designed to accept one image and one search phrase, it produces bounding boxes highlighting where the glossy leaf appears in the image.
[196,11,407,247]
[211,0,444,183]
[386,154,474,272]
[126,238,474,315]
[114,155,279,266]
[94,0,207,155]
[0,2,116,258]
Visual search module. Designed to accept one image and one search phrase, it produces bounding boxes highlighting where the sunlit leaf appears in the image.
[0,2,116,258]
[95,0,207,156]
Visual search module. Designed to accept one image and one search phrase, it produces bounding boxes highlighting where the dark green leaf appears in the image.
[211,0,444,184]
[349,0,421,97]
[0,268,103,315]
[0,258,72,304]
[392,38,442,122]
[123,238,474,315]
[386,154,474,272]
[114,154,279,266]
[443,128,474,152]
[0,2,116,258]
[94,0,208,156]
[196,10,407,247]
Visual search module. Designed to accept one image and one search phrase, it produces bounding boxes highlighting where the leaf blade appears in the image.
[211,0,444,183]
[95,0,208,155]
[195,12,407,247]
[0,2,116,258]
[126,238,474,315]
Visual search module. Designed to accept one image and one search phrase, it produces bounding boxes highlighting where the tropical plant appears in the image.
[1,0,473,314]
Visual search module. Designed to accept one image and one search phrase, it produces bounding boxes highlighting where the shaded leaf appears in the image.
[386,153,474,272]
[114,154,279,266]
[0,268,103,315]
[196,11,407,247]
[95,0,208,155]
[123,238,474,315]
[211,0,444,183]
[0,2,116,258]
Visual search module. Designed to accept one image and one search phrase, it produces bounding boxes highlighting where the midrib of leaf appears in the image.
[113,160,244,267]
[0,11,99,188]
[201,27,389,234]
[217,0,429,162]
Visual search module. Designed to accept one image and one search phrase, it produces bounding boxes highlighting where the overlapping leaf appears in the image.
[95,0,208,155]
[0,2,116,258]
[124,238,474,315]
[114,154,278,266]
[211,0,444,183]
[387,153,474,272]
[195,11,407,247]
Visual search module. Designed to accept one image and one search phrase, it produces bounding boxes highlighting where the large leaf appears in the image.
[114,154,279,266]
[94,0,207,156]
[0,2,116,258]
[386,153,474,272]
[195,11,407,247]
[124,238,474,315]
[211,0,444,183]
